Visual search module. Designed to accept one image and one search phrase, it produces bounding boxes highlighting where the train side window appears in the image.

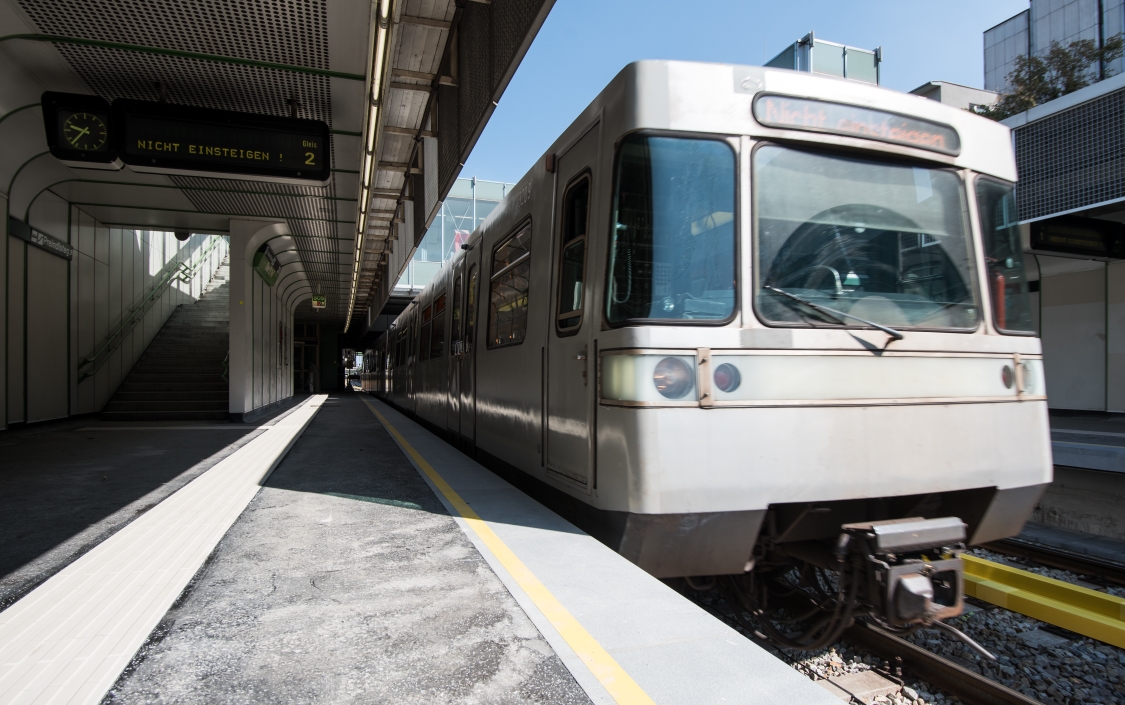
[976,177,1034,334]
[465,264,478,352]
[451,274,463,352]
[488,221,532,348]
[556,176,590,334]
[430,291,447,359]
[420,303,433,362]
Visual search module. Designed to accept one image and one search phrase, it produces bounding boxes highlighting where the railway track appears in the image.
[687,589,1040,705]
[843,621,1039,705]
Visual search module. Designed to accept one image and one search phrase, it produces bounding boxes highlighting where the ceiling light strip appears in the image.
[346,0,393,332]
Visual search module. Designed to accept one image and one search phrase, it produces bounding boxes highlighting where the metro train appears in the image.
[365,61,1052,648]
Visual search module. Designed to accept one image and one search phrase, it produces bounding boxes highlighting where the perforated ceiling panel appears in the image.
[17,0,355,323]
[16,0,334,123]
[18,0,329,68]
[171,174,353,321]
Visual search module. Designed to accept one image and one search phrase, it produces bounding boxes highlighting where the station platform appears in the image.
[1050,412,1125,473]
[0,393,836,704]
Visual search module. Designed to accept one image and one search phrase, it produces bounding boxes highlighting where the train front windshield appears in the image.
[754,145,982,331]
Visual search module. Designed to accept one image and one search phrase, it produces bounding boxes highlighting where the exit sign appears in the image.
[311,295,327,309]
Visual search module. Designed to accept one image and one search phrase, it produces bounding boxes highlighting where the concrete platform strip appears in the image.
[361,396,839,705]
[0,395,327,705]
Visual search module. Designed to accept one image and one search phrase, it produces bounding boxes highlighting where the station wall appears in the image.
[2,192,227,428]
[1033,255,1125,412]
[228,219,296,420]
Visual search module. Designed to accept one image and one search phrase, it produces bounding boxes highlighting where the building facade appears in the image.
[393,177,514,294]
[983,1,1125,413]
[985,0,1125,93]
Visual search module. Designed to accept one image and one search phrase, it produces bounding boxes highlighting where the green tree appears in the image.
[975,34,1124,120]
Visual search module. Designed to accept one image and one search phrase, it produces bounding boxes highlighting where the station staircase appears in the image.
[101,260,230,421]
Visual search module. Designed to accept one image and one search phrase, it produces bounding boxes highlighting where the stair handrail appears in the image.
[78,235,226,383]
[221,351,229,383]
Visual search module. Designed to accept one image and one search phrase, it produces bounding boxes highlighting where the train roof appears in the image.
[380,60,1017,336]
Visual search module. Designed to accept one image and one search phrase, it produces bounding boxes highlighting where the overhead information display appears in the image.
[1030,215,1125,258]
[112,100,331,184]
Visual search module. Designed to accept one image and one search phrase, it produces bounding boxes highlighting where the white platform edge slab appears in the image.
[365,398,839,705]
[0,395,327,705]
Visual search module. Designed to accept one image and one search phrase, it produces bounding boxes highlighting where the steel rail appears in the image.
[984,538,1125,587]
[843,621,1038,705]
[685,588,1036,705]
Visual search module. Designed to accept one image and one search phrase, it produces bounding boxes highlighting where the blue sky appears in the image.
[459,0,1028,185]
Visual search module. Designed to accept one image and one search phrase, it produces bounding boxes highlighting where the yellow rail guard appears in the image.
[962,554,1125,648]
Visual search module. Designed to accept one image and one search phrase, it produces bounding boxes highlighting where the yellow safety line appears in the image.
[360,397,656,705]
[963,554,1125,648]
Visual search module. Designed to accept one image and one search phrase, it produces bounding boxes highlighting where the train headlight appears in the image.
[654,357,694,399]
[713,363,741,393]
[601,353,698,404]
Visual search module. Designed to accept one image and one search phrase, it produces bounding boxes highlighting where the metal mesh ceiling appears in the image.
[17,0,353,323]
[18,0,330,68]
[170,176,352,321]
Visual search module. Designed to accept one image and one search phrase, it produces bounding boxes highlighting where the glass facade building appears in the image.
[393,177,515,294]
[985,0,1125,93]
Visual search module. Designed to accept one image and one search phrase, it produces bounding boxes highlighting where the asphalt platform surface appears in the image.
[100,394,590,704]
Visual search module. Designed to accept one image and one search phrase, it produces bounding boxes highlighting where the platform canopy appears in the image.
[0,0,553,327]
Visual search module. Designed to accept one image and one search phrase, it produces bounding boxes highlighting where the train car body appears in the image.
[368,61,1051,610]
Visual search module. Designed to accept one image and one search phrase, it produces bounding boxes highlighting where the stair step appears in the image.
[117,383,228,393]
[101,410,230,421]
[103,400,229,412]
[104,255,237,420]
[113,391,229,402]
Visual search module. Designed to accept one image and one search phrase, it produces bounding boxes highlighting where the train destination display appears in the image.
[112,100,330,183]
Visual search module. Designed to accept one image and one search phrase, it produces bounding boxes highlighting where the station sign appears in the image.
[113,100,330,184]
[1030,215,1125,259]
[41,93,330,184]
[252,244,280,286]
[7,216,73,260]
[311,294,327,309]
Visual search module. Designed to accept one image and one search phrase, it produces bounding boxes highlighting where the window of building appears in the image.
[488,222,532,347]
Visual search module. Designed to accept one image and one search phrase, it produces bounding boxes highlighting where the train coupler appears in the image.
[842,516,967,628]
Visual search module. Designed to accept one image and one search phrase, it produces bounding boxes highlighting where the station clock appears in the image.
[41,92,121,169]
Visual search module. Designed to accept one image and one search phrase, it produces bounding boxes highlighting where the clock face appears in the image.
[61,111,108,152]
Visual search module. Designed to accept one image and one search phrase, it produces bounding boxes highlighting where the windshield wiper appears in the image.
[764,285,904,341]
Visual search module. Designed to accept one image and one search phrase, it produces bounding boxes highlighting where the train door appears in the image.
[458,260,480,446]
[545,125,599,484]
[448,261,464,435]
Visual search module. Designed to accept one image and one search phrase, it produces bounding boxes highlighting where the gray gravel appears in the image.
[683,548,1125,705]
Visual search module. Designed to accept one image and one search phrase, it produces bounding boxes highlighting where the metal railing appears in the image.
[78,236,227,383]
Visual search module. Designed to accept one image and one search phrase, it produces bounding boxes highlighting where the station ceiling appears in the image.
[0,0,553,327]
